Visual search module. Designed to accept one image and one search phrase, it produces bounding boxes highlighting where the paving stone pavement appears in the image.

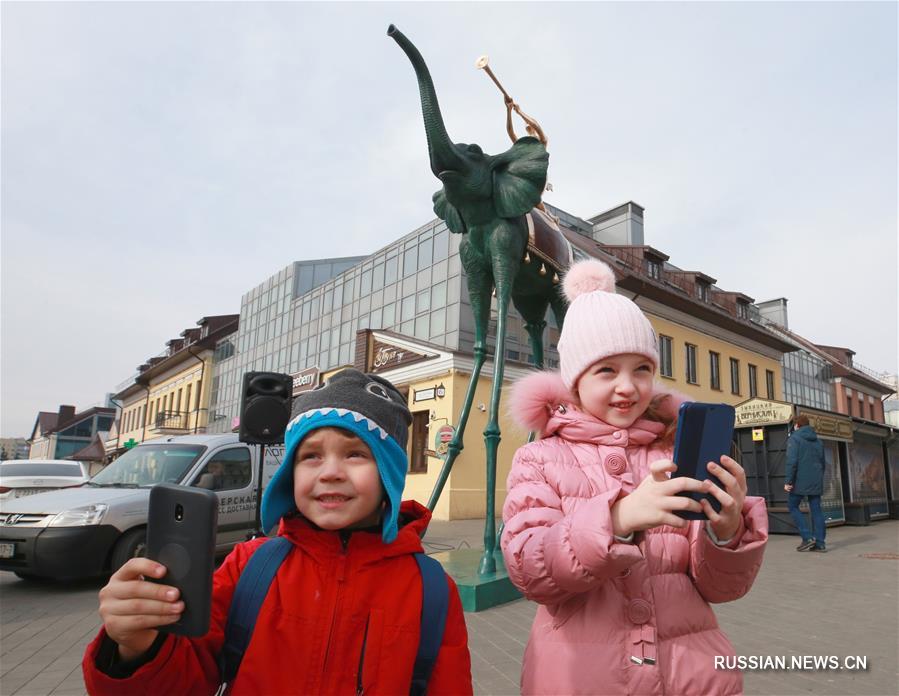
[1,519,897,695]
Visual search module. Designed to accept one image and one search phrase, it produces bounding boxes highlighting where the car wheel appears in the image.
[13,571,44,581]
[110,528,147,572]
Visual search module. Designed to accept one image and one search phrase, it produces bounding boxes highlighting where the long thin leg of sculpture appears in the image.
[480,244,522,575]
[524,319,547,369]
[549,291,568,333]
[427,252,493,511]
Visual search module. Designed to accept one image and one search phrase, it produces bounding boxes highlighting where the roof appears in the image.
[30,412,59,441]
[763,324,893,394]
[115,315,240,398]
[557,231,795,354]
[67,435,108,462]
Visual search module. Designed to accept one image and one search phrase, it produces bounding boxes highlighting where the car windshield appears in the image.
[90,445,205,487]
[0,462,83,478]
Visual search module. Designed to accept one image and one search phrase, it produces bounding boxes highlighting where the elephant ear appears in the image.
[491,136,549,219]
[432,188,467,234]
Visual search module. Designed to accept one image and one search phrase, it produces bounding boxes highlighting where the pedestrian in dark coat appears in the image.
[785,414,827,552]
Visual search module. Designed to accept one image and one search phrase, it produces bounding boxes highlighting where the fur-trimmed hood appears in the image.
[508,369,687,438]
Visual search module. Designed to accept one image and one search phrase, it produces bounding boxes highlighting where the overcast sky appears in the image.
[2,2,896,438]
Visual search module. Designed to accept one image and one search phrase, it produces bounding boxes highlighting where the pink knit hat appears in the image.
[558,258,659,389]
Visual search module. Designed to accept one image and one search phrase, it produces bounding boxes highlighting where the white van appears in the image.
[0,434,282,581]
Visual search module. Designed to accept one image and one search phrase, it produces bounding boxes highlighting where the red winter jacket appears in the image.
[83,500,472,695]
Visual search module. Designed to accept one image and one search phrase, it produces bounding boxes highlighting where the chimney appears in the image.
[589,201,645,246]
[755,298,789,329]
[57,405,76,428]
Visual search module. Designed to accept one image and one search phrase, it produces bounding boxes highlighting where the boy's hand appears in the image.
[611,459,705,536]
[98,558,183,661]
[700,455,747,542]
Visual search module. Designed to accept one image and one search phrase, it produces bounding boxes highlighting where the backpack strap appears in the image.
[218,536,293,685]
[410,553,449,696]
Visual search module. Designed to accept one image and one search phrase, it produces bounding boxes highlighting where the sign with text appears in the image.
[291,367,320,396]
[734,398,794,427]
[369,339,434,373]
[801,410,854,441]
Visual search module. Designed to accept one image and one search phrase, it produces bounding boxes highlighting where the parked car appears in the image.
[0,434,281,581]
[0,460,90,502]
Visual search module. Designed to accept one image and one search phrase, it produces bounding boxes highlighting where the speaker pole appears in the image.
[250,442,266,539]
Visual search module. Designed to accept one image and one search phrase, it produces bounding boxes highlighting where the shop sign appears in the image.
[802,411,853,441]
[752,428,764,442]
[291,367,320,396]
[369,339,434,373]
[735,398,794,427]
[434,425,456,459]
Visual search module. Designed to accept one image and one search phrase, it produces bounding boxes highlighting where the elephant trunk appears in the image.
[388,24,464,177]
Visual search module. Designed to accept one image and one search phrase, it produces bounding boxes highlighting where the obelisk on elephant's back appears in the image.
[388,25,571,610]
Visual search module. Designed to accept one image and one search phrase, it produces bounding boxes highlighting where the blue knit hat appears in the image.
[261,369,412,543]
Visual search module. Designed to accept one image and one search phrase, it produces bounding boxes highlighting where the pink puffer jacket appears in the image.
[501,372,768,695]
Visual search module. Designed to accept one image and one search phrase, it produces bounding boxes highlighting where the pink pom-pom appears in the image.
[562,259,616,302]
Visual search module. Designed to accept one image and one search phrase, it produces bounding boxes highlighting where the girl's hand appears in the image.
[611,459,705,536]
[701,455,748,542]
[98,557,184,661]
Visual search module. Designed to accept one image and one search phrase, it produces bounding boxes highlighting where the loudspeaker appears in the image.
[238,372,293,445]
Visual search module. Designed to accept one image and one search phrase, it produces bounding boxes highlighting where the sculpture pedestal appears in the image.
[429,547,521,612]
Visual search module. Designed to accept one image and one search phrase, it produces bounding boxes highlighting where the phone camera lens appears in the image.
[175,504,184,521]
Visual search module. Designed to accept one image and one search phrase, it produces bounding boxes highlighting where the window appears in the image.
[646,257,661,280]
[765,370,775,399]
[685,343,698,384]
[737,301,749,320]
[730,358,741,395]
[385,256,398,284]
[748,364,758,398]
[859,396,865,419]
[845,389,852,416]
[193,447,251,491]
[409,411,429,474]
[710,352,721,390]
[403,246,417,278]
[696,282,710,302]
[659,335,673,378]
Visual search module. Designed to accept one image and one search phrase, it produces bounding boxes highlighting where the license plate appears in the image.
[0,543,14,559]
[14,488,44,498]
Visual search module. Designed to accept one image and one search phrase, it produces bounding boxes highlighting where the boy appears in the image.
[83,369,473,695]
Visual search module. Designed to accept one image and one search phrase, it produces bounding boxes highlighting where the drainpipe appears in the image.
[139,384,151,442]
[187,346,206,433]
[107,396,125,461]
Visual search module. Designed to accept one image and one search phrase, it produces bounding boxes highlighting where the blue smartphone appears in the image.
[671,402,736,520]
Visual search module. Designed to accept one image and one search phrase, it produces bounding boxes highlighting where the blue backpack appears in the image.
[218,536,449,695]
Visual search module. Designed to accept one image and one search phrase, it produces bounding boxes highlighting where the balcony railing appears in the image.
[155,410,190,431]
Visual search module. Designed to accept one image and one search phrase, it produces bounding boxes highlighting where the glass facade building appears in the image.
[207,212,581,432]
[782,349,833,411]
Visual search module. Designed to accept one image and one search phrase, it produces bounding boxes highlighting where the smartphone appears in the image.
[147,483,218,636]
[671,402,736,520]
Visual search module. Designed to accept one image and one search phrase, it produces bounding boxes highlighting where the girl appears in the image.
[502,259,768,695]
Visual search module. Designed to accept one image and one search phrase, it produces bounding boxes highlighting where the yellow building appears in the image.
[110,315,238,454]
[345,240,794,521]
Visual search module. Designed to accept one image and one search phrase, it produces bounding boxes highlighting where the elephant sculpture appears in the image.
[388,25,569,574]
